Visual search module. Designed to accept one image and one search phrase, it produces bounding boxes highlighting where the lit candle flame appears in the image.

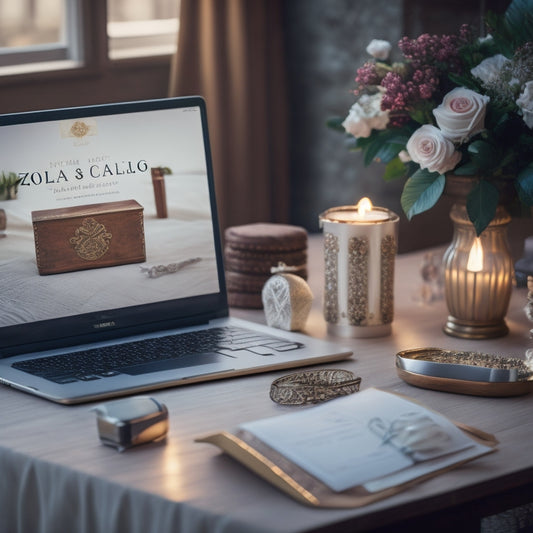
[467,237,484,272]
[357,197,373,218]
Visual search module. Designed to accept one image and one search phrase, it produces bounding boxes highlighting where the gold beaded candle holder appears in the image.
[319,198,399,338]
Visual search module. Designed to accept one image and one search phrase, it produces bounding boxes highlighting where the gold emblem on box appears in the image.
[69,217,113,261]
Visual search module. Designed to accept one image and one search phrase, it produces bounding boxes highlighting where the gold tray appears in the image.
[396,348,533,397]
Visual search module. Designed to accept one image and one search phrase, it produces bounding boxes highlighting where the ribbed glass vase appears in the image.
[442,201,513,339]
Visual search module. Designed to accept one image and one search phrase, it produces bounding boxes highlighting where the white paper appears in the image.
[240,388,491,492]
[363,443,491,493]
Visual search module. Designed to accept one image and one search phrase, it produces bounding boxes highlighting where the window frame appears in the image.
[0,0,83,73]
[108,17,179,60]
[0,0,178,83]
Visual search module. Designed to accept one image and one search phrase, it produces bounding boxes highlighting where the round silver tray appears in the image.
[396,348,533,397]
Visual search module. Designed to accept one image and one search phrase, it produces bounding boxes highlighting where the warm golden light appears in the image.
[357,197,373,218]
[467,237,484,272]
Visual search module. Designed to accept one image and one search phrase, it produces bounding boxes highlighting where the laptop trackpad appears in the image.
[118,352,225,375]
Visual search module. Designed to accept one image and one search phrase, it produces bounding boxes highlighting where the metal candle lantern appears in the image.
[443,203,513,339]
[319,198,399,338]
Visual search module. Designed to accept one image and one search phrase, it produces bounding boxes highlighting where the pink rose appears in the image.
[406,125,461,175]
[433,87,490,142]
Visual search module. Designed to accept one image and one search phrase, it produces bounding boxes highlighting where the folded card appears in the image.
[197,388,497,507]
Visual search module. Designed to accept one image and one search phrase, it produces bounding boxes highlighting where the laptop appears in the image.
[0,96,352,404]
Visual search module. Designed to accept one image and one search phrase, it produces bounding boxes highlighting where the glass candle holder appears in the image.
[319,199,399,338]
[443,203,513,339]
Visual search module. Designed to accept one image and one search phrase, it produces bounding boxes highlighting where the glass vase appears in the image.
[442,202,513,339]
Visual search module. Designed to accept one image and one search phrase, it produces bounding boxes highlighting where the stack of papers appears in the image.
[238,388,494,493]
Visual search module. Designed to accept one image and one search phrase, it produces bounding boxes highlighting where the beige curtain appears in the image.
[169,0,290,232]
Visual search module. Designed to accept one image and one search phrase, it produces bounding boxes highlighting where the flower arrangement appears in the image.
[330,0,533,235]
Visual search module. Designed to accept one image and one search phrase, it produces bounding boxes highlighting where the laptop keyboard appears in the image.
[12,327,304,384]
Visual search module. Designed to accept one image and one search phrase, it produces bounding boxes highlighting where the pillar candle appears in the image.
[319,198,399,338]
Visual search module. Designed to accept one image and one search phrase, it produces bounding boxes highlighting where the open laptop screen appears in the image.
[0,97,227,355]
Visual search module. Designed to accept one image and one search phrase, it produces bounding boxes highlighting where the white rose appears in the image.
[406,124,461,175]
[342,93,389,138]
[433,87,490,142]
[517,80,533,129]
[365,39,392,60]
[471,54,510,86]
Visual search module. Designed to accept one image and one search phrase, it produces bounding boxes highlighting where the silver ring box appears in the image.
[93,396,169,451]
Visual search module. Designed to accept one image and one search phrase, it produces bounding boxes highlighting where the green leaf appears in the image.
[360,129,411,166]
[361,134,388,166]
[504,0,533,46]
[326,117,346,132]
[401,168,446,220]
[363,138,384,166]
[383,157,407,181]
[466,180,500,235]
[448,72,481,92]
[407,100,436,125]
[486,0,533,54]
[409,109,429,124]
[374,142,405,165]
[468,140,500,173]
[354,135,373,149]
[468,140,492,158]
[516,163,533,206]
[453,161,479,176]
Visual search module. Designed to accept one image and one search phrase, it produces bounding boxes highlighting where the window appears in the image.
[0,0,82,73]
[0,0,180,75]
[107,0,180,60]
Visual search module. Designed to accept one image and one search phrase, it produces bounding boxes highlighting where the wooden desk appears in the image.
[1,236,532,533]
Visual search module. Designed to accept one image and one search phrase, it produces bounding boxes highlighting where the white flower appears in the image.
[365,39,392,60]
[478,34,493,45]
[406,125,461,175]
[342,93,389,138]
[433,87,490,142]
[471,54,510,85]
[398,150,411,163]
[517,81,533,129]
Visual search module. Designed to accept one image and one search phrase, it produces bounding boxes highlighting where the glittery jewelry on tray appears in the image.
[270,369,361,405]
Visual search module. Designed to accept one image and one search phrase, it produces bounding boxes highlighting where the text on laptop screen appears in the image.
[0,100,221,342]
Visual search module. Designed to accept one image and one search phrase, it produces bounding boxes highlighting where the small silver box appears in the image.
[93,396,169,451]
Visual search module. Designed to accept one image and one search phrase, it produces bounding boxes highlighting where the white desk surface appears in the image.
[1,236,533,533]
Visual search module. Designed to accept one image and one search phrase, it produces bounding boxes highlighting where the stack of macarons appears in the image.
[224,223,308,308]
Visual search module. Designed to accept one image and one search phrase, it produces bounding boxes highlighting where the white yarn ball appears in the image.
[262,273,313,331]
